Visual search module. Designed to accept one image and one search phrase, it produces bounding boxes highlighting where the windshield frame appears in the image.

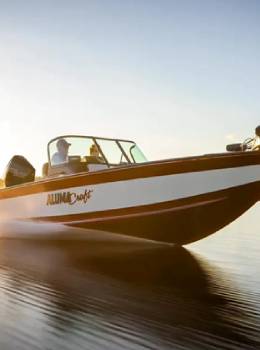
[47,135,136,167]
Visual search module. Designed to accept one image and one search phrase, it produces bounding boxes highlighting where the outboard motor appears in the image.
[4,155,35,187]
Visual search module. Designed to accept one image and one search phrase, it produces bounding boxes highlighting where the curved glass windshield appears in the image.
[48,136,148,167]
[119,141,148,163]
[130,145,148,163]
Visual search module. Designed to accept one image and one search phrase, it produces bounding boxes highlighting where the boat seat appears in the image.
[42,162,49,177]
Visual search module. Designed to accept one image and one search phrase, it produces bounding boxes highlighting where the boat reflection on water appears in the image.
[0,236,259,350]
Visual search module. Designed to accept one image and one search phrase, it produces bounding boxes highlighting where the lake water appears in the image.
[0,204,260,350]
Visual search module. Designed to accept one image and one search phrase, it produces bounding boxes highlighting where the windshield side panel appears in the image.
[119,141,148,163]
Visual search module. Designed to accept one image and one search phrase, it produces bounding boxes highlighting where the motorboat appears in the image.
[0,127,260,245]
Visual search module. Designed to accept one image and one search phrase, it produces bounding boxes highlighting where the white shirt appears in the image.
[51,152,68,165]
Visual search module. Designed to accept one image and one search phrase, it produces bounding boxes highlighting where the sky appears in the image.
[0,0,260,174]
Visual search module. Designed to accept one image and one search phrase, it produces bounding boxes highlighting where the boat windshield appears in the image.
[48,136,147,167]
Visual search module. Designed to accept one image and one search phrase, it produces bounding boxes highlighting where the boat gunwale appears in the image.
[0,151,260,200]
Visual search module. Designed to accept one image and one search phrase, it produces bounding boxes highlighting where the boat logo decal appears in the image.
[46,189,93,206]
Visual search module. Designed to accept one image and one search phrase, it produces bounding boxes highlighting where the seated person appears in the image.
[51,139,71,165]
[87,144,104,163]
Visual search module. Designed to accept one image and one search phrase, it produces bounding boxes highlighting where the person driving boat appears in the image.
[51,138,71,165]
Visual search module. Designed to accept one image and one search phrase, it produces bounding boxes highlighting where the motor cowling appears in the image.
[4,155,35,187]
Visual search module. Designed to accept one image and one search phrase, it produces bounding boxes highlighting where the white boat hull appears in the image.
[0,152,260,244]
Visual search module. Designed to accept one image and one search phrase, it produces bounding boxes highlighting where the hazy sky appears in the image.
[0,0,259,174]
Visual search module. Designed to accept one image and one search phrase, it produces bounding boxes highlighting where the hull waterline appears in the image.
[0,151,260,245]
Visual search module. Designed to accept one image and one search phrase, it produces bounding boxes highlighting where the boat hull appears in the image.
[0,151,260,244]
[67,183,257,245]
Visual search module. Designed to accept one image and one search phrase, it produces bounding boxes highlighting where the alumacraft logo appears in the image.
[46,189,93,206]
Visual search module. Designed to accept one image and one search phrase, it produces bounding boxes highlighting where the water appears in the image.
[0,204,260,349]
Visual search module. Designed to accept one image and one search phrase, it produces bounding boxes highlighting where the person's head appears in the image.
[57,138,71,156]
[90,144,100,157]
[255,125,260,137]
